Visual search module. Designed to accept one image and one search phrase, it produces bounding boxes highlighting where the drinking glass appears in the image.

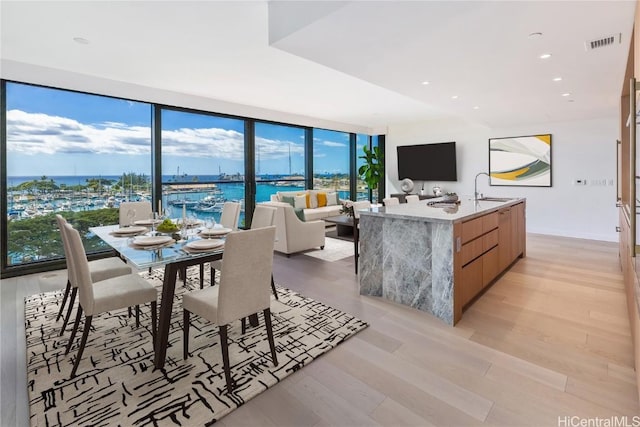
[126,209,136,227]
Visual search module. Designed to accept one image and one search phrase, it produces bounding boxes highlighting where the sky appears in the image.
[6,82,363,177]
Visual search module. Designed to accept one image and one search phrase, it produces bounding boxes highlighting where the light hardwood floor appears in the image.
[1,233,638,426]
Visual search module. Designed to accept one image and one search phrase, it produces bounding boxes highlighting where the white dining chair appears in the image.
[119,201,153,226]
[383,197,400,206]
[351,201,371,275]
[206,202,241,286]
[405,195,420,204]
[210,205,277,296]
[219,202,241,230]
[63,222,158,378]
[182,226,278,393]
[55,215,132,336]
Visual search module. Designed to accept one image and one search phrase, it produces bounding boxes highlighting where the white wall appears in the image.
[386,116,619,242]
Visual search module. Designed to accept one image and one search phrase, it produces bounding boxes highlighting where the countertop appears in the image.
[359,197,525,223]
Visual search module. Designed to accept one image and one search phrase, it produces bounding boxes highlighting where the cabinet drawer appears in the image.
[482,212,498,233]
[462,238,483,266]
[483,229,499,252]
[461,256,483,306]
[462,217,483,244]
[482,246,499,286]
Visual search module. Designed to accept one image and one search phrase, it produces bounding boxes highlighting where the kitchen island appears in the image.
[358,197,526,325]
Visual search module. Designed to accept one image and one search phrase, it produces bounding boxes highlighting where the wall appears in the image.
[386,116,618,242]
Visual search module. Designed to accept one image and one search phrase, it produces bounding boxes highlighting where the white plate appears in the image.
[134,219,162,226]
[133,235,173,246]
[111,226,147,235]
[199,227,232,237]
[186,239,225,251]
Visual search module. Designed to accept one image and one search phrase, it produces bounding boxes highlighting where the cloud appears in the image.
[6,109,299,161]
[321,140,347,147]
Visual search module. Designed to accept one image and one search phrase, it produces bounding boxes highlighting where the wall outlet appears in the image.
[574,179,587,185]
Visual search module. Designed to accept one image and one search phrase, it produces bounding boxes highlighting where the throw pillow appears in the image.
[293,208,306,221]
[326,192,339,206]
[308,190,319,209]
[294,194,307,209]
[317,192,328,207]
[281,195,296,208]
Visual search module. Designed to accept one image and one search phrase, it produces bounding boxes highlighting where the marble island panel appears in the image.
[358,197,526,325]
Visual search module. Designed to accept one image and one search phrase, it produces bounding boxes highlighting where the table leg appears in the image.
[354,219,359,275]
[249,313,259,327]
[154,263,179,369]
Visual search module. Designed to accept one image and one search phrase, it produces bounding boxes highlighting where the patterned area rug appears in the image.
[25,268,367,426]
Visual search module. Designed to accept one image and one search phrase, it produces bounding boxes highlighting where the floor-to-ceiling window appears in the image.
[160,108,246,226]
[312,128,350,199]
[4,82,152,267]
[1,79,385,277]
[254,122,306,202]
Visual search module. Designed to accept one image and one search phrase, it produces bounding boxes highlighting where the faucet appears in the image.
[474,172,490,200]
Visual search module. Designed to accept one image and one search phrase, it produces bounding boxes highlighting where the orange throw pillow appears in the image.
[317,192,327,207]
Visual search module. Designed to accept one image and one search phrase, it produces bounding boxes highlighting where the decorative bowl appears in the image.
[442,194,458,202]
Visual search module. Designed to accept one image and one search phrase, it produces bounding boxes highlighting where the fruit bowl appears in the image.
[156,219,179,234]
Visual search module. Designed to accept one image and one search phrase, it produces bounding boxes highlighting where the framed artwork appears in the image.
[489,134,552,187]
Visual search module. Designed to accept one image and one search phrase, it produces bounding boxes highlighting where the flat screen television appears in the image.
[397,141,457,181]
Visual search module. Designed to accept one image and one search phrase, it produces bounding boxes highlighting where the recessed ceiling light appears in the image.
[561,93,571,97]
[421,81,430,85]
[473,106,480,110]
[553,77,563,82]
[539,53,552,59]
[528,32,543,39]
[451,95,459,100]
[73,37,89,45]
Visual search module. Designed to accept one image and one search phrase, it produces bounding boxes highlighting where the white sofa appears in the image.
[265,202,326,255]
[268,189,342,221]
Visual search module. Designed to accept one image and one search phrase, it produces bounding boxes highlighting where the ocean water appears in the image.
[7,175,351,223]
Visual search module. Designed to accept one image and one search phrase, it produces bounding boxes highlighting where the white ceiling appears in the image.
[0,1,636,132]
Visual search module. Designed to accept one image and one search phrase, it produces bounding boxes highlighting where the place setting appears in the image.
[128,234,176,250]
[182,238,225,254]
[197,218,232,239]
[109,225,148,237]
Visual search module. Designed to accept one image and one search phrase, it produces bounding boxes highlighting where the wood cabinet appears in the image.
[455,201,526,319]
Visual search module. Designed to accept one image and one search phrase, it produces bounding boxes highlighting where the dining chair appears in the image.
[210,205,278,298]
[182,226,278,393]
[62,222,158,378]
[219,202,241,230]
[383,197,400,206]
[119,201,153,226]
[405,194,420,204]
[55,215,132,336]
[351,201,371,275]
[205,201,241,286]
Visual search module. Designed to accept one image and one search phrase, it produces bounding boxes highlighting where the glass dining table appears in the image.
[90,224,226,369]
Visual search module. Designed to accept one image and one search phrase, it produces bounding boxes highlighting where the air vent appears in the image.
[585,33,621,51]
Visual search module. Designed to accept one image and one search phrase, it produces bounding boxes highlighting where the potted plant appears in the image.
[358,145,383,202]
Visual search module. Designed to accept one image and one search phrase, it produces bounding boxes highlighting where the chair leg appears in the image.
[65,305,83,355]
[199,264,204,289]
[219,324,233,393]
[210,267,216,285]
[271,275,278,300]
[56,279,71,321]
[150,301,157,349]
[241,317,246,335]
[263,308,278,367]
[70,315,92,378]
[59,288,78,336]
[183,309,190,360]
[135,305,140,328]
